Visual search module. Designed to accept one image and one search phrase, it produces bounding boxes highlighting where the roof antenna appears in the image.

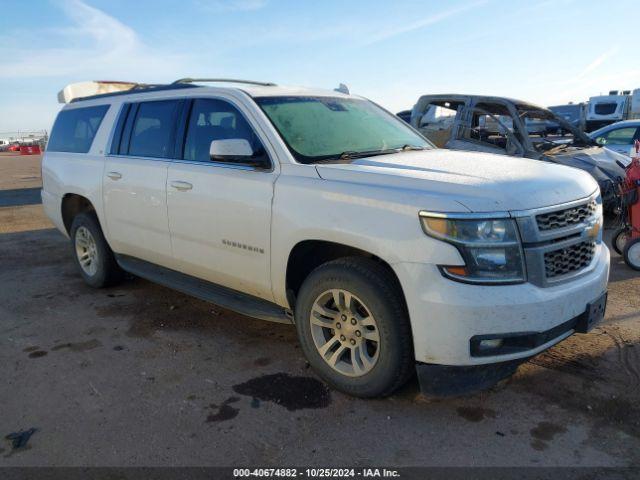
[334,83,350,95]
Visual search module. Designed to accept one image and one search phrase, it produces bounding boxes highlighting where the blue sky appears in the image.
[0,0,637,132]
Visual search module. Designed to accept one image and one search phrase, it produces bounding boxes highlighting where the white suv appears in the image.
[42,79,610,398]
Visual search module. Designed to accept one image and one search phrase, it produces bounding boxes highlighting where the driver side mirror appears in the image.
[595,136,607,146]
[209,139,269,169]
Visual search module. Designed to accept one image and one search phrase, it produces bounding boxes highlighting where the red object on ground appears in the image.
[620,140,640,240]
[8,144,20,152]
[19,145,41,155]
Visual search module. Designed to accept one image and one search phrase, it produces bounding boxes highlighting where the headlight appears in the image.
[419,213,525,284]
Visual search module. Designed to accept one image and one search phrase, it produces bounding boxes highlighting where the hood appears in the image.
[549,146,627,183]
[315,149,598,213]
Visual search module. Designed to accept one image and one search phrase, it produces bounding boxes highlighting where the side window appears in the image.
[457,102,520,154]
[417,101,460,148]
[419,104,458,128]
[183,98,269,166]
[47,105,109,153]
[127,100,180,158]
[598,127,637,145]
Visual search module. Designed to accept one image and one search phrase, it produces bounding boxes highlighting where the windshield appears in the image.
[256,96,432,163]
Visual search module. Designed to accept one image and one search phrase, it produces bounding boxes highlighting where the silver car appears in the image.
[589,120,640,157]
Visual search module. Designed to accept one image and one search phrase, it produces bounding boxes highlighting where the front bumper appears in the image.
[416,359,523,397]
[392,242,610,367]
[415,296,606,396]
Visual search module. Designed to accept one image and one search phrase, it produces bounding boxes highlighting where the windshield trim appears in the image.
[253,95,434,164]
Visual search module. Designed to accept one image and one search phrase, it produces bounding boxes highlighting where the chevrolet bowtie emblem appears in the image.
[586,220,600,239]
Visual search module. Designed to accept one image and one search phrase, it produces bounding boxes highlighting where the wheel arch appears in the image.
[284,240,408,315]
[61,193,97,234]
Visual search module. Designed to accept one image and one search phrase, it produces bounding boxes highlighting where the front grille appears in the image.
[544,241,596,278]
[536,200,596,231]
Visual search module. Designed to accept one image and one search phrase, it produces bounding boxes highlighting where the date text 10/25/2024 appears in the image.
[233,468,401,478]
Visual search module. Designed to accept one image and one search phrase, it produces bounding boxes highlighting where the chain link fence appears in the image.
[0,130,48,151]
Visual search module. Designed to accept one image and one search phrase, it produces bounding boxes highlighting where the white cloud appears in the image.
[215,0,490,50]
[195,0,268,12]
[361,0,488,46]
[577,46,619,79]
[522,45,628,106]
[549,68,640,105]
[0,0,191,80]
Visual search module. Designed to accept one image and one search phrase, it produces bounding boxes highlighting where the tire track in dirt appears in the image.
[605,330,640,387]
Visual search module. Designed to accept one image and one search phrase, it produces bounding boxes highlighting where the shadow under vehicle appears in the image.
[410,94,627,211]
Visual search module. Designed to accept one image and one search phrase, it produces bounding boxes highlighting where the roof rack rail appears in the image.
[172,78,277,87]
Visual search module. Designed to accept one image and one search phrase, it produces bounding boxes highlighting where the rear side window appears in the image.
[127,100,180,158]
[47,105,109,153]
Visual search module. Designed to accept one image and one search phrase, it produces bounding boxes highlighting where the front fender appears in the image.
[270,172,464,306]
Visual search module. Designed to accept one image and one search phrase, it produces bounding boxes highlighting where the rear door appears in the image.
[166,96,277,301]
[103,99,182,266]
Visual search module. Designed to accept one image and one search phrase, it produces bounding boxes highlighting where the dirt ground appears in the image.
[0,153,639,468]
[0,152,43,190]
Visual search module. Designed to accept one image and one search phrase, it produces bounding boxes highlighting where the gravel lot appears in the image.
[1,153,639,468]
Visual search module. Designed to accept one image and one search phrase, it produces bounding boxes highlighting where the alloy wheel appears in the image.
[309,289,380,377]
[75,226,99,276]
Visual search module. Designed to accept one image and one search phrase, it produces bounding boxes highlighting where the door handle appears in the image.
[170,181,193,191]
[106,171,122,180]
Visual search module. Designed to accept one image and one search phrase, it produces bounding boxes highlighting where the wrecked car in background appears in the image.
[396,109,412,123]
[410,95,627,211]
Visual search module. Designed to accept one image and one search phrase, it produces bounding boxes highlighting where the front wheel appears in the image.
[623,237,640,271]
[294,257,414,398]
[613,228,630,255]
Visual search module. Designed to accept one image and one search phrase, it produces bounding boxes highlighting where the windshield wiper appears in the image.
[400,144,427,151]
[304,153,377,164]
[310,146,427,164]
[338,148,398,160]
[339,145,427,159]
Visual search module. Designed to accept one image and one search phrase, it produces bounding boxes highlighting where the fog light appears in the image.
[479,338,504,350]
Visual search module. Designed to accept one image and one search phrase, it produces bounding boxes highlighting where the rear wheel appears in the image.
[613,228,630,255]
[623,237,640,271]
[294,257,413,398]
[70,212,123,288]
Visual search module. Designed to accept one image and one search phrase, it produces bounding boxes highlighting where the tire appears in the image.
[613,227,630,255]
[69,212,123,288]
[623,237,640,271]
[294,257,414,398]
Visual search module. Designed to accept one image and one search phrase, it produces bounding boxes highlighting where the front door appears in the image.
[166,97,277,301]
